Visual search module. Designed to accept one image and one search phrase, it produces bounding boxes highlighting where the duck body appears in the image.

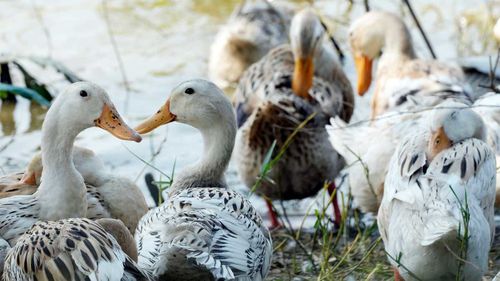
[234,46,346,199]
[4,218,152,281]
[136,188,271,281]
[133,79,272,280]
[350,11,476,118]
[0,146,148,232]
[234,39,352,201]
[209,1,292,88]
[0,82,141,264]
[472,93,500,206]
[329,110,421,212]
[378,104,496,281]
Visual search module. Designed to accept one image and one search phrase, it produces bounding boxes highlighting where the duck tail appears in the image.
[144,173,162,207]
[327,116,361,165]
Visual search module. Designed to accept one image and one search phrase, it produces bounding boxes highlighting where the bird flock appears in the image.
[0,1,499,281]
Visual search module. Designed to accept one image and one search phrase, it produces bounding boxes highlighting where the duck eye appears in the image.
[184,88,195,95]
[80,90,88,97]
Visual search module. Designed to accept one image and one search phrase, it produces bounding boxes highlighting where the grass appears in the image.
[123,112,499,281]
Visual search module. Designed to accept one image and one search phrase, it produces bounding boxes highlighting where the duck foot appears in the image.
[393,267,404,281]
[327,182,342,227]
[265,200,282,229]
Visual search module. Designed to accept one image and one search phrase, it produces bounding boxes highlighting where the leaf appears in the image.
[0,83,51,107]
[260,140,277,174]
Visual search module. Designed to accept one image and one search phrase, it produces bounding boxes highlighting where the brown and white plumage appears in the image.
[233,8,353,226]
[378,102,496,280]
[0,147,148,233]
[208,0,292,88]
[349,11,476,118]
[134,80,272,280]
[3,218,153,281]
[0,82,141,270]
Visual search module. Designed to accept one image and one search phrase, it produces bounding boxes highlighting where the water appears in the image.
[0,0,498,224]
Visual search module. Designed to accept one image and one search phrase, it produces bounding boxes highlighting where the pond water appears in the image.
[0,0,498,225]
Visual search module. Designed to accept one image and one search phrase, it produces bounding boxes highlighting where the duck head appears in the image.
[427,101,486,161]
[349,11,415,96]
[135,79,235,133]
[290,8,324,100]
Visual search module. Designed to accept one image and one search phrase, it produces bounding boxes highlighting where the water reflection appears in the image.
[0,102,15,136]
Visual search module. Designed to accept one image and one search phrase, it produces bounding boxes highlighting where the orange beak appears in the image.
[94,104,142,142]
[135,99,177,134]
[354,54,373,96]
[292,56,314,100]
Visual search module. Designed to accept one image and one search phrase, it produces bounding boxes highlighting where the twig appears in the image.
[385,251,423,281]
[402,0,437,59]
[102,0,131,113]
[320,20,345,64]
[363,0,370,12]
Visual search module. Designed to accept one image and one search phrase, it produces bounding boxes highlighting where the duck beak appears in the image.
[292,56,314,100]
[135,99,177,134]
[20,171,37,185]
[354,54,373,96]
[428,127,451,161]
[94,104,142,142]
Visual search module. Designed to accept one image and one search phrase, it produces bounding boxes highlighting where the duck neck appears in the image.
[37,110,88,220]
[171,120,236,191]
[380,18,416,62]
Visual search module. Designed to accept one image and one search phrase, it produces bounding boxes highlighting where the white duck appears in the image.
[329,110,422,213]
[134,79,272,281]
[208,0,292,88]
[0,146,148,232]
[349,11,476,118]
[378,102,496,281]
[472,93,500,206]
[0,82,141,249]
[3,218,153,280]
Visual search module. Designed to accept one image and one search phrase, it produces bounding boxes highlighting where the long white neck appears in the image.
[171,119,236,191]
[36,107,88,220]
[374,16,416,73]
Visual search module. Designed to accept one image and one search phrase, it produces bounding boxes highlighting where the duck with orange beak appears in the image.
[378,101,495,281]
[349,11,475,119]
[233,7,353,229]
[133,79,272,281]
[0,82,144,259]
[0,144,148,233]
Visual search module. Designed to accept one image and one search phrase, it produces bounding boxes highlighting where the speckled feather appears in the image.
[234,45,349,199]
[378,132,496,280]
[3,218,154,281]
[135,187,271,281]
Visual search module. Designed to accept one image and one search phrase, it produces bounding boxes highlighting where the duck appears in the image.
[0,82,141,251]
[471,93,500,206]
[233,7,354,227]
[349,11,477,119]
[378,101,496,281]
[133,79,272,281]
[328,109,422,213]
[3,218,153,280]
[208,0,292,88]
[0,146,148,232]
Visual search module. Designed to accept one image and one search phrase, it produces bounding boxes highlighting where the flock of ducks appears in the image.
[0,1,498,280]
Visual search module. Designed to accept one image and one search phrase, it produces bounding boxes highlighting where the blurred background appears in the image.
[0,0,498,209]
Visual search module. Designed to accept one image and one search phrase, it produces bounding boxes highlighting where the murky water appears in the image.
[0,0,498,224]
